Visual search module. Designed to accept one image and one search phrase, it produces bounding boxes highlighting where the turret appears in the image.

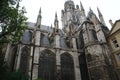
[109,19,113,27]
[97,7,106,25]
[64,0,75,11]
[36,7,42,28]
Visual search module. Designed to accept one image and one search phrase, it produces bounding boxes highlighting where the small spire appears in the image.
[109,19,113,27]
[38,7,42,18]
[51,24,53,28]
[36,7,42,28]
[55,12,58,20]
[97,7,102,16]
[54,12,58,25]
[89,7,93,13]
[39,7,41,14]
[54,12,59,33]
[89,7,92,11]
[80,1,84,11]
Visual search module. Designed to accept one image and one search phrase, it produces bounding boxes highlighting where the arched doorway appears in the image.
[61,52,75,80]
[38,50,56,80]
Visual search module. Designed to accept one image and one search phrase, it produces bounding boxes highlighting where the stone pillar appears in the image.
[35,31,41,46]
[56,49,61,80]
[72,38,77,50]
[4,43,11,61]
[82,24,89,44]
[73,52,82,80]
[55,34,60,48]
[32,65,39,80]
[32,47,40,80]
[95,24,106,42]
[16,44,22,70]
[28,46,33,79]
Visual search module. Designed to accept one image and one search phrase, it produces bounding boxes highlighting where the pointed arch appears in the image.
[38,49,56,80]
[61,52,75,80]
[19,46,30,73]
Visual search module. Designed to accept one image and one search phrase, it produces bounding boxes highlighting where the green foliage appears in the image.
[6,71,29,80]
[0,70,29,80]
[0,0,28,80]
[35,78,44,80]
[0,0,28,44]
[0,47,8,80]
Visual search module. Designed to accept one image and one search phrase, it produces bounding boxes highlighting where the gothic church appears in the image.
[5,0,115,80]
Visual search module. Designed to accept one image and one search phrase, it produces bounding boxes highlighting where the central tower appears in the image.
[61,0,86,36]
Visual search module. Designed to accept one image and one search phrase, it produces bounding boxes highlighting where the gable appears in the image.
[110,21,120,35]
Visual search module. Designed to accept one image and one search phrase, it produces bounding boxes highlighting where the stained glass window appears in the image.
[38,50,56,80]
[61,53,75,80]
[19,46,30,73]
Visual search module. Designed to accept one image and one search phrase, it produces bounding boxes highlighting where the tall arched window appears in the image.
[19,46,30,73]
[61,53,75,80]
[38,50,56,80]
[79,53,90,80]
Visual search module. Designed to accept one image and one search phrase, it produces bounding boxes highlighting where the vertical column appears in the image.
[72,38,77,50]
[35,31,41,46]
[56,49,61,80]
[55,34,60,48]
[82,24,89,44]
[4,43,11,61]
[32,47,40,80]
[95,24,106,42]
[28,46,33,79]
[16,44,22,70]
[73,52,82,80]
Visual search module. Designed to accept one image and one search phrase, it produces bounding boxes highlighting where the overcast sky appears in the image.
[21,0,120,29]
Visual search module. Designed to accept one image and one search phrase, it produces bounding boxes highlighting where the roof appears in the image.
[109,19,120,35]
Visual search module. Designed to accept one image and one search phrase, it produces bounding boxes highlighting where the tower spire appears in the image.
[97,7,102,16]
[55,12,58,20]
[36,7,42,28]
[80,1,84,11]
[54,12,59,33]
[97,7,106,25]
[39,7,41,14]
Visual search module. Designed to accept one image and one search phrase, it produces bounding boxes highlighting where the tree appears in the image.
[35,78,44,80]
[0,0,28,44]
[0,0,28,80]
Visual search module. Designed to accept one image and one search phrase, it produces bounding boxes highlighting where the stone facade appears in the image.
[108,19,120,80]
[4,0,116,80]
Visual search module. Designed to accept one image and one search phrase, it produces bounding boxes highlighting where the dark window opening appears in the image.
[92,30,98,41]
[19,46,30,73]
[79,53,90,80]
[87,54,92,62]
[38,50,56,80]
[61,53,75,80]
[112,39,119,48]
